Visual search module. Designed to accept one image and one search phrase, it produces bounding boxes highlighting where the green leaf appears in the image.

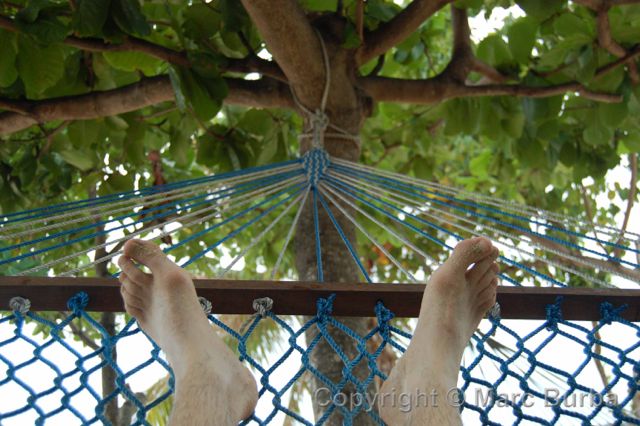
[507,16,537,64]
[182,3,222,41]
[522,96,563,124]
[168,66,187,111]
[469,150,492,178]
[0,30,18,87]
[196,134,222,166]
[219,0,250,31]
[516,0,565,22]
[476,34,513,68]
[553,13,594,39]
[583,123,613,146]
[103,50,163,76]
[537,33,592,69]
[256,134,278,165]
[16,15,68,44]
[16,35,66,97]
[621,129,640,151]
[239,109,272,136]
[67,120,100,148]
[170,116,196,167]
[124,122,147,165]
[342,23,361,49]
[598,102,627,128]
[57,148,95,171]
[16,0,57,23]
[299,0,337,12]
[73,0,111,37]
[111,0,151,36]
[103,172,134,193]
[171,67,227,121]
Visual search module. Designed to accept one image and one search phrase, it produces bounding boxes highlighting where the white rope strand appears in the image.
[25,175,305,277]
[320,178,440,268]
[270,188,310,280]
[0,163,302,237]
[327,171,634,285]
[331,158,640,241]
[318,183,417,282]
[218,189,308,278]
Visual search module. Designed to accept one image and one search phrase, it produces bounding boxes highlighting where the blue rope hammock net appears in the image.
[0,149,639,425]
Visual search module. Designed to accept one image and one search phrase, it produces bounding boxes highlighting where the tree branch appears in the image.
[0,76,293,136]
[357,0,452,64]
[240,0,324,96]
[0,15,286,81]
[358,75,622,104]
[0,15,190,67]
[595,45,640,77]
[596,8,639,83]
[225,77,294,108]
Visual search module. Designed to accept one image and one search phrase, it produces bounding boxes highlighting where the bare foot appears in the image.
[379,237,499,425]
[118,239,258,422]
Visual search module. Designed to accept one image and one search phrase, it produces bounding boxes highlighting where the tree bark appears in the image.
[289,27,377,424]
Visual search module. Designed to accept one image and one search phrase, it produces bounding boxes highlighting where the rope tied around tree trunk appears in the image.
[289,30,360,149]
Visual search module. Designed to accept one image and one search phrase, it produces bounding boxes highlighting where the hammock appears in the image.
[1,148,639,425]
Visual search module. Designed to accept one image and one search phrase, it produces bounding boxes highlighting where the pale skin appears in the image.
[118,236,498,425]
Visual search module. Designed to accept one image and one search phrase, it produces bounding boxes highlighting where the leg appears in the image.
[379,237,499,425]
[118,239,258,425]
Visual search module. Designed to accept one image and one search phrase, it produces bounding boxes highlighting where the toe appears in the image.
[447,237,493,272]
[121,274,146,299]
[118,256,152,285]
[124,301,144,320]
[123,239,172,272]
[477,263,499,292]
[466,248,499,284]
[121,282,145,309]
[477,278,498,312]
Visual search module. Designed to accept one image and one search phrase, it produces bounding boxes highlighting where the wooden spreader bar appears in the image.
[1,276,639,321]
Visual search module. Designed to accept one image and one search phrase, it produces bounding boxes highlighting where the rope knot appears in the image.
[67,292,89,314]
[239,297,274,335]
[599,302,627,325]
[302,148,330,186]
[485,302,501,320]
[545,297,563,329]
[316,294,336,320]
[252,297,274,318]
[198,297,212,315]
[9,296,31,315]
[375,301,394,336]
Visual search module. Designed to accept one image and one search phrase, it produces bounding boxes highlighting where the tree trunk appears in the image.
[92,189,121,426]
[293,23,377,424]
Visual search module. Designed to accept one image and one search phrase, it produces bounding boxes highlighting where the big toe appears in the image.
[123,239,172,272]
[447,237,493,272]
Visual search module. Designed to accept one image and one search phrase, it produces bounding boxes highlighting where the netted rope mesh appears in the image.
[0,148,639,425]
[1,291,639,425]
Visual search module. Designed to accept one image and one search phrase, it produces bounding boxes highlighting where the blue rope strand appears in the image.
[179,183,307,268]
[0,171,304,268]
[330,163,639,256]
[322,176,536,287]
[0,159,302,223]
[312,186,324,282]
[329,165,639,269]
[316,189,372,283]
[0,169,303,253]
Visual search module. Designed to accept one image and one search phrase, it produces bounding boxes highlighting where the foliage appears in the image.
[1,0,639,422]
